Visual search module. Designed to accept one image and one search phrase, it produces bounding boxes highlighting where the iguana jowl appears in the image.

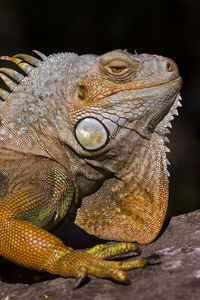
[0,50,182,284]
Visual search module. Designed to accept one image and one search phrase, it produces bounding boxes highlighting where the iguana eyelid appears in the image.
[99,58,140,81]
[102,59,130,76]
[106,65,129,76]
[107,59,129,69]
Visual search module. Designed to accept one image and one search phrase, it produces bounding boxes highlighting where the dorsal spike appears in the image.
[0,68,24,82]
[32,50,47,60]
[0,73,17,91]
[0,56,34,75]
[0,88,10,100]
[0,55,22,64]
[16,62,33,75]
[14,54,40,67]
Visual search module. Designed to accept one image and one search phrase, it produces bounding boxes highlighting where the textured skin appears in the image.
[0,50,182,284]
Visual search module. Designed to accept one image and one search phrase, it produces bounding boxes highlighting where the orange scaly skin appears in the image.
[0,50,182,285]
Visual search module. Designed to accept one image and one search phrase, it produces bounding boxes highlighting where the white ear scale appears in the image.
[75,117,109,151]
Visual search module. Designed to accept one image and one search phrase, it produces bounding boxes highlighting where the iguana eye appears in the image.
[75,117,109,151]
[105,60,129,76]
[100,58,139,82]
[110,66,126,73]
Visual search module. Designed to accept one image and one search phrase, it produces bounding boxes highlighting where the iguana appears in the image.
[0,49,182,286]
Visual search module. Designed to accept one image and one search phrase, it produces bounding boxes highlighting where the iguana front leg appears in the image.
[0,165,148,285]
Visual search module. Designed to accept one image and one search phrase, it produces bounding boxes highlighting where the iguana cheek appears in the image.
[75,117,109,151]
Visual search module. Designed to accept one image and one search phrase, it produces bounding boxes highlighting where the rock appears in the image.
[0,210,200,300]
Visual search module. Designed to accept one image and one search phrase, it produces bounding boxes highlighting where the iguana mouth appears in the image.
[120,75,182,91]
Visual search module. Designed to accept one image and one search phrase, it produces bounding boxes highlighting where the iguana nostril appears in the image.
[165,60,174,72]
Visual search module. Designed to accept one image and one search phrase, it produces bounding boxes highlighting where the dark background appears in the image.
[0,0,199,218]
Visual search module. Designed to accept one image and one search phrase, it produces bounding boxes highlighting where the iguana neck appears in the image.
[74,132,169,244]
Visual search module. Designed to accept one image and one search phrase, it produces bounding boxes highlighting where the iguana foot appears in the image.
[48,243,149,288]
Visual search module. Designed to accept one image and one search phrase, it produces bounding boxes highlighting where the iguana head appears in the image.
[69,50,181,154]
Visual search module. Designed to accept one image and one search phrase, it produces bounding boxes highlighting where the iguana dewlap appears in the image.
[0,50,182,285]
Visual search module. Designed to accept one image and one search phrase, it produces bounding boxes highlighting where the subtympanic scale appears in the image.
[75,117,109,151]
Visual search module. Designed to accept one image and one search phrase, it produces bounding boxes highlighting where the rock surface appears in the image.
[0,210,200,300]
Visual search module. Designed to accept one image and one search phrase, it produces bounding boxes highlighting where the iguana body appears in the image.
[0,50,182,284]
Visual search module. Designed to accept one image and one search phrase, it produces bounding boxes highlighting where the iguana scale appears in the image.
[0,50,182,285]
